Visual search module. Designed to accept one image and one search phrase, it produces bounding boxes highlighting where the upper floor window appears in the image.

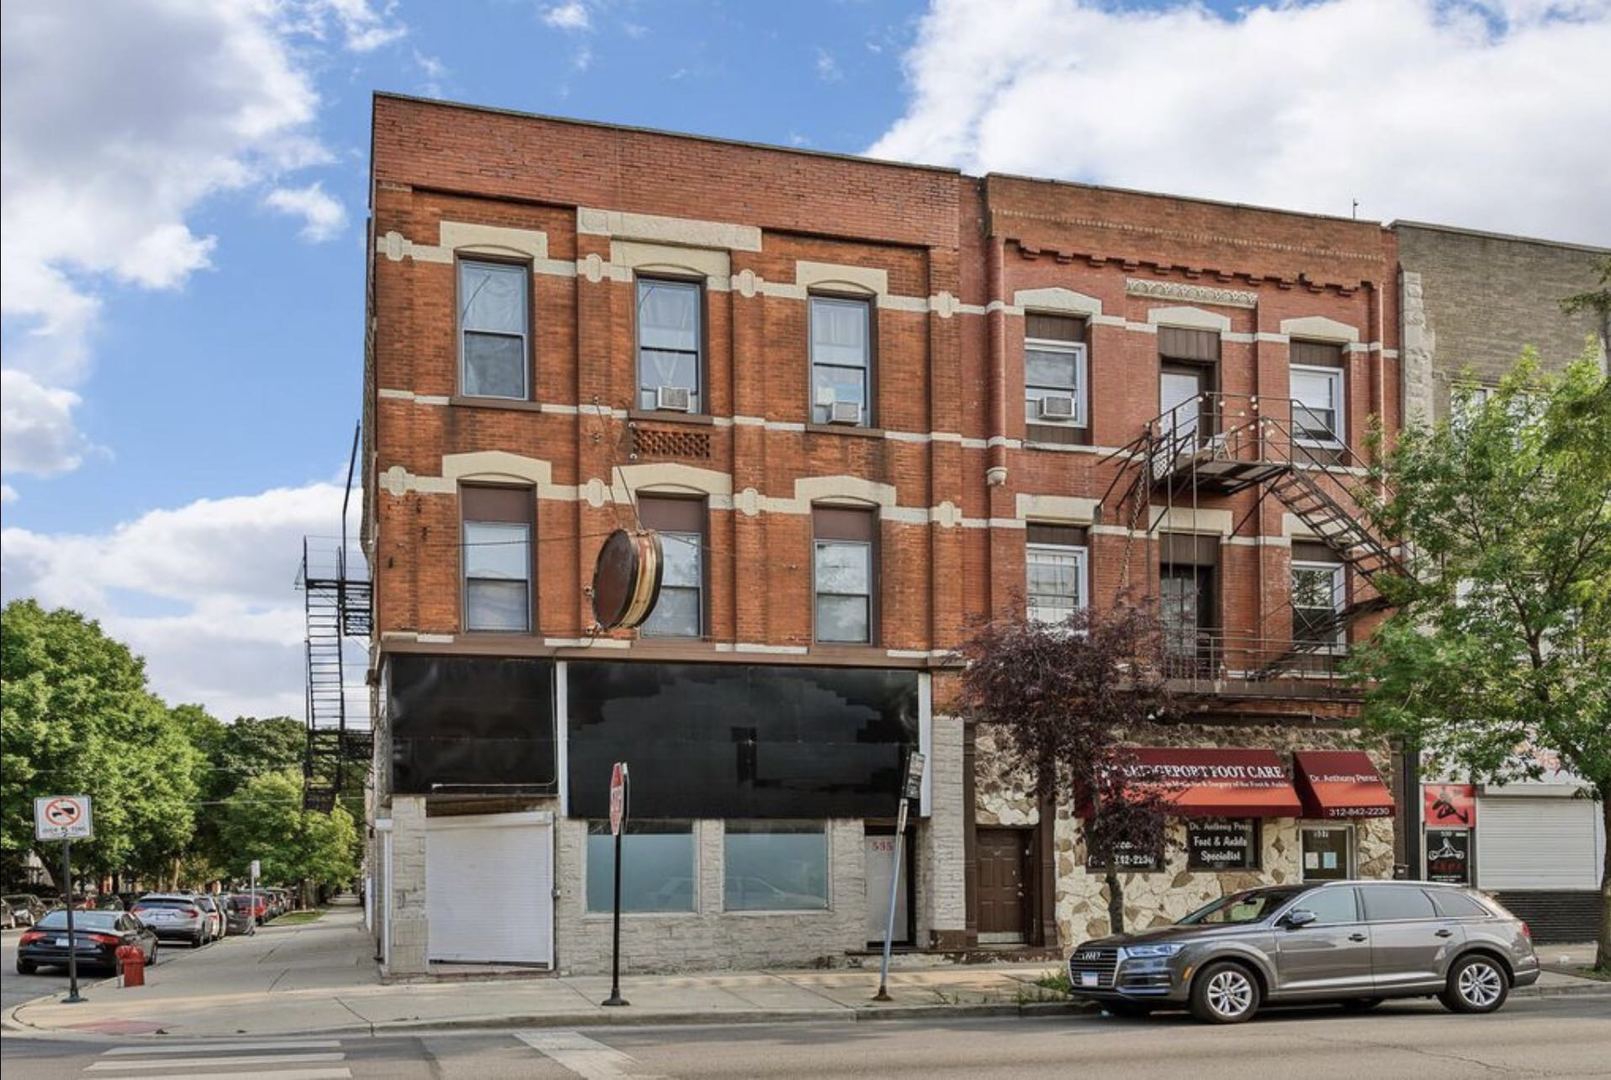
[1024,314,1087,427]
[1025,524,1088,625]
[637,278,702,413]
[810,296,873,426]
[459,260,530,399]
[1290,341,1346,446]
[812,506,876,644]
[1291,542,1346,650]
[461,485,532,632]
[638,495,706,638]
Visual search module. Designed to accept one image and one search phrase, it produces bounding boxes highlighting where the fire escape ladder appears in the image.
[301,537,373,812]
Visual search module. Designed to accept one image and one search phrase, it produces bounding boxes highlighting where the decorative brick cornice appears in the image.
[1124,278,1259,309]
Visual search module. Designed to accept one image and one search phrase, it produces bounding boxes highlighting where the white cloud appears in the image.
[0,0,400,479]
[413,49,449,98]
[543,1,592,31]
[0,369,95,477]
[265,182,349,243]
[1,482,363,720]
[816,48,844,82]
[1,484,17,505]
[871,0,1611,244]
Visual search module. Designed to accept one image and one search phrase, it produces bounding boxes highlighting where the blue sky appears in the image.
[3,0,1607,719]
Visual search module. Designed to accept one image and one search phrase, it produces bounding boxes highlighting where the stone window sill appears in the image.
[805,423,885,439]
[450,395,544,412]
[629,409,716,426]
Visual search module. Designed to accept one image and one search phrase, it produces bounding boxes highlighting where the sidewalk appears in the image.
[8,905,1607,1040]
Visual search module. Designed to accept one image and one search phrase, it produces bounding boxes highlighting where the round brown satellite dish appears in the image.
[592,528,664,630]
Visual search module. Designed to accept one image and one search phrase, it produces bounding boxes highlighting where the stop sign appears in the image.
[609,762,629,836]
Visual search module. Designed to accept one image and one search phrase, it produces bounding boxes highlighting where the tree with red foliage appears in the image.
[954,599,1175,935]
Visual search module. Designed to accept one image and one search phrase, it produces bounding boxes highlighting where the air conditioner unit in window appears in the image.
[656,385,693,412]
[827,400,862,425]
[1037,394,1076,420]
[814,387,837,408]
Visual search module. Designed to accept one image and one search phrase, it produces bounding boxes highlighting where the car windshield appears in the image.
[1178,886,1308,926]
[37,910,121,930]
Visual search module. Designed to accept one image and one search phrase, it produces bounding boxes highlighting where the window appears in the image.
[1292,547,1346,649]
[1179,886,1306,925]
[459,260,529,399]
[1289,886,1360,925]
[586,821,696,913]
[1025,524,1087,625]
[1185,819,1260,870]
[723,822,828,911]
[462,486,532,632]
[1024,314,1087,427]
[1292,365,1345,444]
[810,296,873,425]
[1360,885,1437,922]
[638,495,705,638]
[813,507,876,644]
[637,278,702,412]
[1428,888,1490,919]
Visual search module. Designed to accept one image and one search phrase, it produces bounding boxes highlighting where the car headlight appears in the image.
[1124,943,1183,958]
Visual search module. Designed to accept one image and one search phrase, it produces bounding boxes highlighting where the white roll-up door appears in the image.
[1476,796,1600,891]
[427,812,553,965]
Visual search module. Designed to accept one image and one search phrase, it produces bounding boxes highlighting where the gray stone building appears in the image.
[1397,221,1609,423]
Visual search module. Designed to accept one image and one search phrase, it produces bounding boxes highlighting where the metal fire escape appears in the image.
[300,423,373,812]
[1103,392,1409,691]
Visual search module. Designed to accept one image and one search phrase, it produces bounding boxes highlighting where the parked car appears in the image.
[1064,880,1540,1023]
[195,894,226,940]
[3,894,46,926]
[16,908,159,974]
[130,893,212,947]
[223,894,256,934]
[95,895,130,911]
[1,899,15,930]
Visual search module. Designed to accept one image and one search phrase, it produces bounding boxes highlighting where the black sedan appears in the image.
[16,909,159,974]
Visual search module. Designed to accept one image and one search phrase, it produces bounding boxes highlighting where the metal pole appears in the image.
[250,868,257,936]
[63,840,83,1004]
[873,798,909,1002]
[602,828,627,1006]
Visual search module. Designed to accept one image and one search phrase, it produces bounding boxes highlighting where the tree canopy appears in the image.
[215,769,360,892]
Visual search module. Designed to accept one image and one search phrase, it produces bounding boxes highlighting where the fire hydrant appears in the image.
[117,945,146,988]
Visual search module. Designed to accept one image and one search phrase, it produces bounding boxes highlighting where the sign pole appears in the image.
[874,752,924,1003]
[250,860,259,936]
[62,839,82,1004]
[602,762,629,1007]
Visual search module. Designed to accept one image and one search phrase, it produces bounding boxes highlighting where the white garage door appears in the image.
[1476,796,1602,891]
[426,812,553,965]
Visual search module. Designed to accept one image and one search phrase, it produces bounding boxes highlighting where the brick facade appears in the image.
[364,93,1406,973]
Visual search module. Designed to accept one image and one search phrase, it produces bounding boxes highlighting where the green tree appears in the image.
[216,769,359,896]
[0,601,199,890]
[1559,253,1611,359]
[1353,352,1611,970]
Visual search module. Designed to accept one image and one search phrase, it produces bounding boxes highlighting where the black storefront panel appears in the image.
[388,654,557,795]
[566,662,919,819]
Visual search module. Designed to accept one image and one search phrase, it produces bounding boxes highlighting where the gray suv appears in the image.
[1066,880,1539,1023]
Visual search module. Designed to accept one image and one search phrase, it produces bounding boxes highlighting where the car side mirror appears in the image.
[1283,909,1318,929]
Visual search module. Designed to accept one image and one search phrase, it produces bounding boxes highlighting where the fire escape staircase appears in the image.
[300,538,373,812]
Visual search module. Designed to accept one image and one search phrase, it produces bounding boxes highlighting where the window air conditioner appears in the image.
[656,385,693,412]
[827,400,862,425]
[1038,394,1076,420]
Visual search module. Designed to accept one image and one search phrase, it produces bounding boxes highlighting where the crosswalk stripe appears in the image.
[83,1070,349,1080]
[516,1030,669,1080]
[88,1052,345,1071]
[103,1041,342,1056]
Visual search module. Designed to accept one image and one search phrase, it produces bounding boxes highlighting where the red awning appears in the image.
[1122,748,1303,818]
[1293,750,1396,820]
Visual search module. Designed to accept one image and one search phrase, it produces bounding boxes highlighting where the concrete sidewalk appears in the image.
[8,905,1607,1040]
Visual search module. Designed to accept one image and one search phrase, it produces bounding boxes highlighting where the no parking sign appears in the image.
[34,795,93,841]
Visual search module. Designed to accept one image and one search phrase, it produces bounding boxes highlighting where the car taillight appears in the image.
[87,933,120,945]
[19,931,43,946]
[182,907,200,918]
[1521,921,1532,941]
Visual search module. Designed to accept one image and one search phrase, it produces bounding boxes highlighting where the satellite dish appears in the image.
[591,528,664,629]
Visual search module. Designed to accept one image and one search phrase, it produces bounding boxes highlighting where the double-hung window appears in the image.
[461,485,532,632]
[637,495,705,638]
[637,278,702,412]
[1024,314,1087,427]
[1290,341,1346,446]
[1025,524,1088,626]
[812,506,876,644]
[810,296,873,425]
[459,260,530,399]
[1291,543,1346,650]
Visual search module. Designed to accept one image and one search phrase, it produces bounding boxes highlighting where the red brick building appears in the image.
[362,93,1404,975]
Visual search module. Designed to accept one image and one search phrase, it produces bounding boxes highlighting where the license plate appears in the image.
[1079,972,1098,987]
[149,911,173,920]
[56,937,71,947]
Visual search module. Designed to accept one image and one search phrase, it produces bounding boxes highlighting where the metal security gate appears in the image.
[426,812,553,965]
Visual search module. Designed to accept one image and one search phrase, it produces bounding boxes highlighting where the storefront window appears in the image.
[1082,830,1163,873]
[1185,819,1260,871]
[723,822,829,911]
[586,821,696,913]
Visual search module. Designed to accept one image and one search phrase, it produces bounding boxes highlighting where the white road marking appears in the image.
[88,1051,345,1070]
[82,1070,349,1080]
[103,1041,342,1055]
[516,1030,669,1080]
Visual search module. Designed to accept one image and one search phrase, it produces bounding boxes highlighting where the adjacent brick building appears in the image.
[361,93,1408,976]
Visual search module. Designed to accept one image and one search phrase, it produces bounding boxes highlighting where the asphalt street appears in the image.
[3,996,1609,1079]
[1,926,206,1014]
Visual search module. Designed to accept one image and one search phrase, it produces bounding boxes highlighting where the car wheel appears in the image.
[147,944,158,967]
[16,959,36,975]
[1341,998,1384,1012]
[1441,954,1509,1014]
[1101,1001,1154,1019]
[1190,961,1261,1024]
[191,932,205,948]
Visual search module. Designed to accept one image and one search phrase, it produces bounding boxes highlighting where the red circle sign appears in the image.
[609,763,628,836]
[44,798,81,827]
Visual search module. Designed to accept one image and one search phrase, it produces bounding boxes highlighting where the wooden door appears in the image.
[976,828,1027,943]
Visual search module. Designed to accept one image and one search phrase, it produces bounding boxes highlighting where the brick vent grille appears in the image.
[631,425,712,460]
